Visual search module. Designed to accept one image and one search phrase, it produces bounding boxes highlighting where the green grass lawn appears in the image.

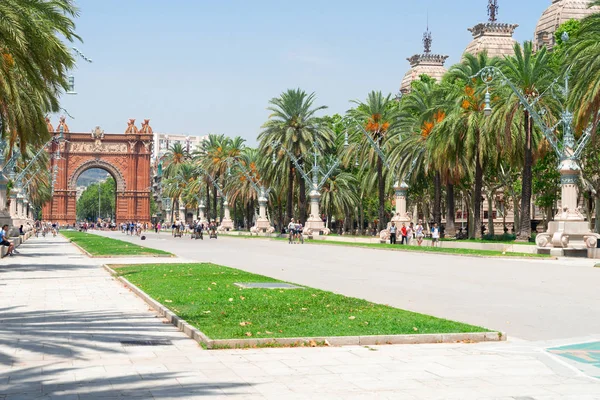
[114,263,490,340]
[305,240,548,258]
[62,231,172,257]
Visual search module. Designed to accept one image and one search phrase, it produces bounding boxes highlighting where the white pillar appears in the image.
[199,202,207,224]
[219,199,234,230]
[555,159,584,221]
[392,181,411,223]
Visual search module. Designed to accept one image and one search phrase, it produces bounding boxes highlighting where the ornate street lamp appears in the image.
[271,140,338,236]
[473,37,600,252]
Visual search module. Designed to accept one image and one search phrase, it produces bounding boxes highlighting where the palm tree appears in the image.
[567,0,600,132]
[499,41,555,239]
[258,89,332,225]
[162,142,190,179]
[391,77,451,232]
[0,0,80,148]
[442,52,499,239]
[225,148,263,229]
[346,91,401,232]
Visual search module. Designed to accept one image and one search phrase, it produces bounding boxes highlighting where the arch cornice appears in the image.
[68,158,126,192]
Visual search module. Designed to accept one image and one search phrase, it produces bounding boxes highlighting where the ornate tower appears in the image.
[400,22,449,94]
[463,0,518,59]
[534,0,600,51]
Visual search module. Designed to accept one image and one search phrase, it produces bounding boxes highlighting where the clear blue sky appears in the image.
[59,0,552,145]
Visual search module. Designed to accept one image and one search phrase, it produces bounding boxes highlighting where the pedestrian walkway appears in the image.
[1,236,600,399]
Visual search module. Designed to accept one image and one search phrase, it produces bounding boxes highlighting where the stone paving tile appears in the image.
[1,236,600,399]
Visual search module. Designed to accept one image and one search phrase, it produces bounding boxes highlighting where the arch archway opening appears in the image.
[75,168,117,223]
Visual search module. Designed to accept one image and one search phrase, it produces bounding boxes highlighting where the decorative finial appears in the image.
[488,0,498,22]
[422,12,432,54]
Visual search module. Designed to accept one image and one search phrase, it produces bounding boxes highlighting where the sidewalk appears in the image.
[0,236,599,399]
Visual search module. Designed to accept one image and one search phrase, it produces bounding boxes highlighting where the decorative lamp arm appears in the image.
[318,160,340,189]
[271,141,312,186]
[474,66,562,156]
[354,123,392,171]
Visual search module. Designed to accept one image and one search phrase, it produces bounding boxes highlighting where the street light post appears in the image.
[271,141,338,236]
[226,158,274,234]
[344,123,413,241]
[474,47,600,252]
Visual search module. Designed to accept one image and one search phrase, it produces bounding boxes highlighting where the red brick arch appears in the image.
[42,123,152,225]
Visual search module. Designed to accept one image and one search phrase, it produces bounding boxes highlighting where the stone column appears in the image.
[254,187,273,232]
[178,198,185,222]
[304,188,326,234]
[219,198,234,230]
[0,170,12,228]
[555,159,584,221]
[392,181,411,223]
[199,201,208,224]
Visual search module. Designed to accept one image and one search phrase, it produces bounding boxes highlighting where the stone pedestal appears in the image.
[380,181,411,241]
[536,159,600,253]
[303,190,330,236]
[218,200,234,231]
[251,191,274,234]
[0,171,14,230]
[198,202,208,224]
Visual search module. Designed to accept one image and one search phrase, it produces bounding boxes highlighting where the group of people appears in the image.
[171,220,217,239]
[120,222,149,236]
[35,221,59,238]
[287,219,304,244]
[388,220,440,247]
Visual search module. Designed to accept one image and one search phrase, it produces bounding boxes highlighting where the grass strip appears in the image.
[62,230,172,257]
[114,263,489,340]
[303,240,548,258]
[220,234,547,258]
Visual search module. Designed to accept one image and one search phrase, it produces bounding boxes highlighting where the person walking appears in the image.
[400,223,408,245]
[389,222,397,245]
[407,222,414,246]
[431,222,440,247]
[415,220,424,246]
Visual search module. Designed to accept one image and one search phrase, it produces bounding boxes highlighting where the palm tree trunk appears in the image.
[213,184,218,221]
[445,182,456,238]
[434,172,442,227]
[519,111,533,239]
[287,163,294,223]
[298,169,307,225]
[206,182,211,221]
[474,149,483,240]
[487,194,495,237]
[377,157,385,232]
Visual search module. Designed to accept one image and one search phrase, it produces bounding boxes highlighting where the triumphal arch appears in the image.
[42,118,153,225]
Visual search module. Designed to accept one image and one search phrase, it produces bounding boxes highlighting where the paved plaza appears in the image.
[0,236,599,399]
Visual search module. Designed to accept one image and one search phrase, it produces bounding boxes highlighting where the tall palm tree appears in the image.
[346,91,401,232]
[392,78,451,231]
[442,52,499,239]
[499,41,555,239]
[162,142,190,179]
[0,0,80,148]
[258,89,332,225]
[567,0,600,132]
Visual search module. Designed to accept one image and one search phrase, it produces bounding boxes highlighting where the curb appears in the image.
[63,235,174,258]
[103,265,506,349]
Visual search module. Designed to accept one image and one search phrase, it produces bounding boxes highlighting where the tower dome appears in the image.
[534,0,600,51]
[462,0,518,59]
[400,25,448,93]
